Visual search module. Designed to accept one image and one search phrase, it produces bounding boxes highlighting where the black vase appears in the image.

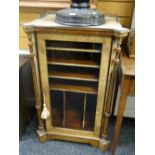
[71,0,90,8]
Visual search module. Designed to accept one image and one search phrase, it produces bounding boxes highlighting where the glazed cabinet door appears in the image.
[37,32,112,138]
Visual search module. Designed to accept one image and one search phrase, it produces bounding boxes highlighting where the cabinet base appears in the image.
[98,138,111,152]
[36,129,47,142]
[36,130,110,152]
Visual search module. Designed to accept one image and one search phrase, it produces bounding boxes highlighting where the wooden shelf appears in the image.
[48,71,98,82]
[46,47,101,53]
[49,83,97,94]
[47,58,100,68]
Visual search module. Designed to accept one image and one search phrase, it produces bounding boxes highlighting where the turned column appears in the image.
[101,38,122,141]
[27,32,45,133]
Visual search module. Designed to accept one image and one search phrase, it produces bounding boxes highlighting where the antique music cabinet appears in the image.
[23,13,129,152]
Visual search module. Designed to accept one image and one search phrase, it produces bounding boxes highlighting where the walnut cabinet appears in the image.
[23,13,129,152]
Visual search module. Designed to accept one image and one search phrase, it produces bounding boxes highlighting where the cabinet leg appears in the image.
[98,138,111,152]
[36,127,47,142]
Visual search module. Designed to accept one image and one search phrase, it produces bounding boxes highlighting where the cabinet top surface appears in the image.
[23,13,129,37]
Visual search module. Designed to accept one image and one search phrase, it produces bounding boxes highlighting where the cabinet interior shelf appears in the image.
[47,58,100,68]
[48,71,99,82]
[46,47,101,53]
[49,83,98,94]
